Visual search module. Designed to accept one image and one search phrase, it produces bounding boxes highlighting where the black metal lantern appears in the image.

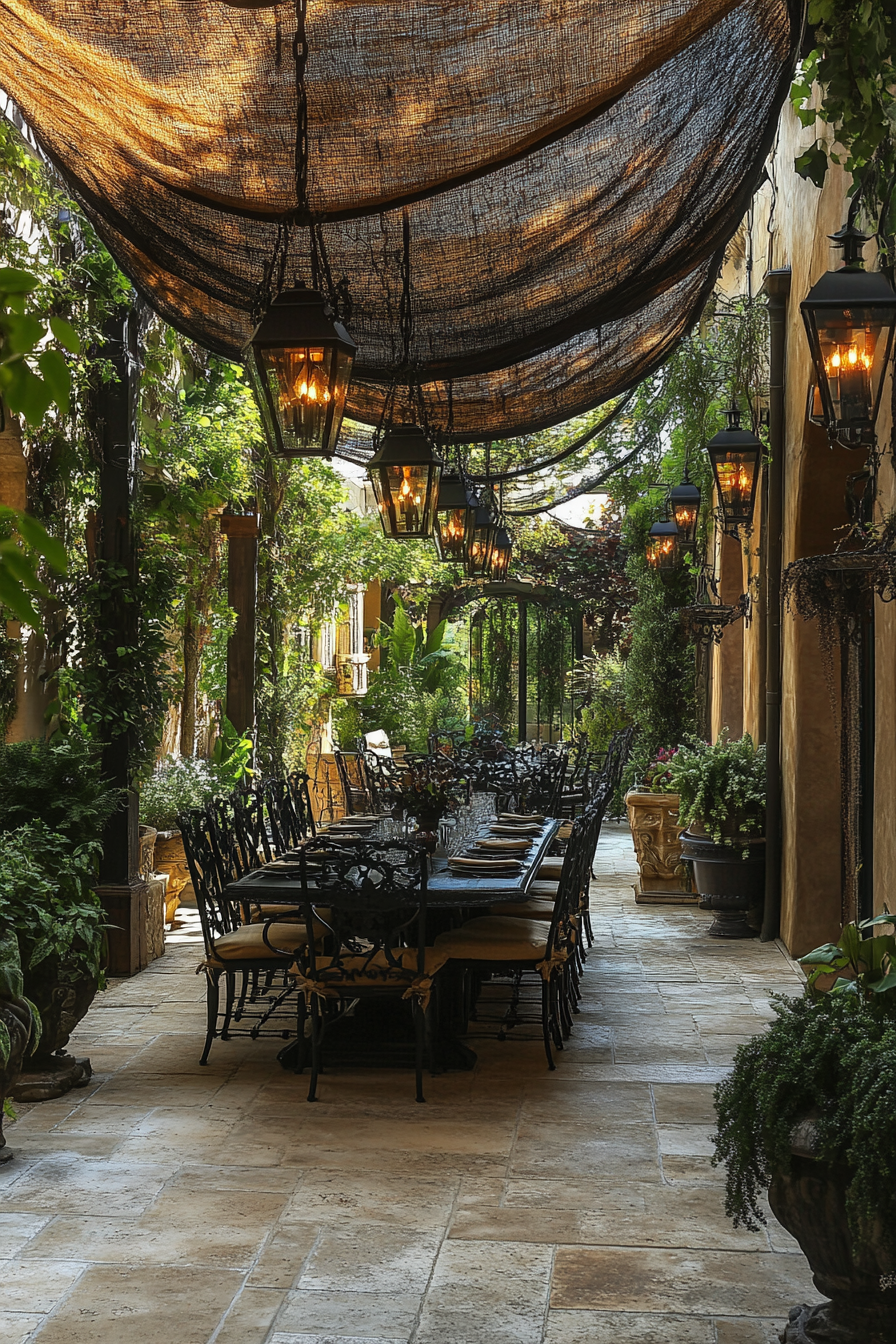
[668,473,701,546]
[646,519,680,571]
[368,424,443,539]
[244,286,357,458]
[707,409,761,535]
[466,499,498,578]
[433,471,478,563]
[802,225,896,449]
[489,523,513,582]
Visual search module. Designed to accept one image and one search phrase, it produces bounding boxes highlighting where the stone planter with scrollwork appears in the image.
[625,789,696,904]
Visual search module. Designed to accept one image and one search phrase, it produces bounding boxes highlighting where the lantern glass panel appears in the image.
[467,513,497,577]
[811,305,895,437]
[490,528,512,581]
[646,535,678,570]
[436,506,469,559]
[371,460,440,538]
[712,451,758,523]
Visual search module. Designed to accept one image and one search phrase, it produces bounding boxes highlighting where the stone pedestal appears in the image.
[625,790,696,903]
[96,877,165,977]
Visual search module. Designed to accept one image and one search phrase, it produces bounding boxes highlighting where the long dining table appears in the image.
[223,815,561,1070]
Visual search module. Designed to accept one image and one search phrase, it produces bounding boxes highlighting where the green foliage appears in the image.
[668,733,766,841]
[800,910,896,1001]
[0,265,76,427]
[622,498,696,780]
[713,983,896,1256]
[574,650,631,752]
[334,600,466,754]
[210,717,254,789]
[0,930,41,1067]
[0,737,118,846]
[790,2,896,244]
[0,502,68,627]
[139,755,235,832]
[59,555,179,781]
[0,823,106,986]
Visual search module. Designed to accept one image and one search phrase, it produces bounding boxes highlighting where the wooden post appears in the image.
[221,506,260,736]
[93,308,157,976]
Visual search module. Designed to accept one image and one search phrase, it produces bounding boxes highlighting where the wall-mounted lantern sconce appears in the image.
[668,473,701,547]
[707,408,762,536]
[646,519,681,572]
[802,224,896,450]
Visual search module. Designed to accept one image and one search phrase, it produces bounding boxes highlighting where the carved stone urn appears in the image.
[153,830,189,925]
[1,931,36,1158]
[769,1120,896,1343]
[625,790,696,903]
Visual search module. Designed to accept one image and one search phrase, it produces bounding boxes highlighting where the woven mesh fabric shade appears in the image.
[0,0,799,439]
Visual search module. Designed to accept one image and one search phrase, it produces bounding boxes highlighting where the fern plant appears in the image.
[714,913,896,1256]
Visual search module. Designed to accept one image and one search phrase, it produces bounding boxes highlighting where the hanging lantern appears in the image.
[668,473,701,546]
[434,471,478,562]
[801,224,896,449]
[489,523,513,582]
[707,409,761,535]
[466,499,498,578]
[646,519,680,571]
[244,286,357,458]
[367,424,443,539]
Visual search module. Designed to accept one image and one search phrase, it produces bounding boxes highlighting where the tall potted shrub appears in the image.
[0,738,116,1101]
[669,734,765,937]
[625,747,696,903]
[714,915,896,1342]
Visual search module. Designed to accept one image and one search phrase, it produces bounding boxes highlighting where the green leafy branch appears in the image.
[791,1,896,239]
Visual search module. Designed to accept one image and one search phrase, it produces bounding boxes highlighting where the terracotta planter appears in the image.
[625,790,696,903]
[679,828,765,938]
[769,1120,896,1342]
[153,830,189,925]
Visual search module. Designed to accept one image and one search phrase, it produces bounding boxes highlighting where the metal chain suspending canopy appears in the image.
[0,0,800,442]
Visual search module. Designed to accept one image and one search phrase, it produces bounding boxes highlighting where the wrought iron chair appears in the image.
[432,831,580,1069]
[334,749,375,816]
[286,770,317,838]
[231,784,273,867]
[179,807,309,1066]
[284,837,440,1102]
[263,777,306,854]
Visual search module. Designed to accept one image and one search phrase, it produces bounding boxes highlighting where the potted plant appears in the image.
[0,823,106,1102]
[0,931,40,1162]
[713,914,896,1342]
[669,733,765,937]
[140,723,251,921]
[625,747,695,904]
[393,756,468,852]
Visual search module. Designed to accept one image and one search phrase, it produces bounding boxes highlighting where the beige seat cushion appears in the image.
[290,946,449,1010]
[529,880,560,897]
[537,860,564,879]
[489,898,556,920]
[208,921,309,965]
[433,916,549,963]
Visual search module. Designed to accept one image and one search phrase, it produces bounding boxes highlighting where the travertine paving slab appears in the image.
[543,1310,714,1343]
[30,1264,242,1344]
[550,1245,818,1316]
[414,1238,553,1344]
[298,1223,444,1294]
[0,1309,45,1344]
[0,1258,85,1312]
[275,1289,421,1339]
[1,1156,173,1216]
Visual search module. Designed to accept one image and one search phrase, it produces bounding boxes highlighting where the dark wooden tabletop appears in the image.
[223,818,561,910]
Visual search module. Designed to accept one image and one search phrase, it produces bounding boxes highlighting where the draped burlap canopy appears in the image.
[0,0,799,439]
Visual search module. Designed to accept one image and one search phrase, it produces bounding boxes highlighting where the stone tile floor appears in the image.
[1,821,820,1343]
